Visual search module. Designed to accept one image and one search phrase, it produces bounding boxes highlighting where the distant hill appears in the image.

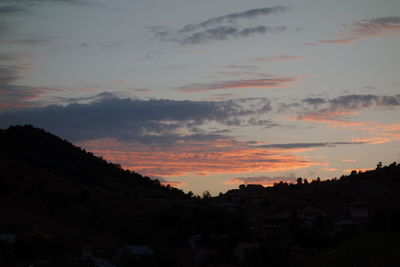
[221,161,400,217]
[218,161,400,267]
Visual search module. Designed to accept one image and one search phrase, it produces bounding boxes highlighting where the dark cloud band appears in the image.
[0,96,273,142]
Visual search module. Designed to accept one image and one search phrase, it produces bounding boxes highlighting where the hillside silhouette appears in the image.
[218,162,400,266]
[0,125,247,266]
[0,124,184,198]
[1,125,399,266]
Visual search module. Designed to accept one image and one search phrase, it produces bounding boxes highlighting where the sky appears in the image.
[0,0,399,195]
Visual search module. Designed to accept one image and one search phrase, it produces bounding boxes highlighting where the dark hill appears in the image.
[1,125,399,267]
[0,125,246,267]
[0,124,184,198]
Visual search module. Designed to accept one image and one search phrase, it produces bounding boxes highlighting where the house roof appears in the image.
[91,257,116,267]
[125,245,154,255]
[0,234,16,243]
[265,211,291,220]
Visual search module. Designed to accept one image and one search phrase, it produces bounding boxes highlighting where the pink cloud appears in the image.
[320,16,400,44]
[360,123,400,143]
[176,76,303,92]
[242,55,304,63]
[340,159,356,162]
[293,95,400,128]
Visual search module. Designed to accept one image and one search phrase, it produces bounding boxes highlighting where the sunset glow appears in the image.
[78,138,321,177]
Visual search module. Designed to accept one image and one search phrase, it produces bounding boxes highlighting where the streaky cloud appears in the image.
[241,54,303,63]
[176,76,301,92]
[0,65,57,109]
[0,6,25,15]
[179,6,290,33]
[256,141,367,149]
[319,16,400,44]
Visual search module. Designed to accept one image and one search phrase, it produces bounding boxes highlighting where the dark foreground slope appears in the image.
[0,125,246,266]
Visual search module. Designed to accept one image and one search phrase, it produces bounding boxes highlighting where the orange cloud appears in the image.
[243,55,304,63]
[347,123,400,146]
[323,168,338,172]
[176,76,303,92]
[369,124,400,140]
[319,37,358,44]
[77,138,321,177]
[352,137,390,145]
[340,159,356,162]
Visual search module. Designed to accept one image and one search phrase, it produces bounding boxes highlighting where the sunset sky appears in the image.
[1,0,399,195]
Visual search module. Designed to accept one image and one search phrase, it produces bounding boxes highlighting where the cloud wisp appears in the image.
[256,141,367,149]
[0,0,118,46]
[0,65,57,109]
[320,16,400,44]
[176,76,302,92]
[0,5,26,15]
[150,6,290,45]
[240,54,304,63]
[177,26,287,45]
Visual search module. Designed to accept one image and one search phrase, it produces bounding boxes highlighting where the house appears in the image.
[244,184,266,204]
[226,189,242,202]
[226,184,267,204]
[124,245,154,256]
[233,242,261,261]
[264,212,292,237]
[0,233,17,265]
[116,245,155,266]
[347,201,369,218]
[189,234,202,249]
[219,201,237,212]
[0,234,16,244]
[297,206,325,227]
[89,257,117,267]
[333,219,361,234]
